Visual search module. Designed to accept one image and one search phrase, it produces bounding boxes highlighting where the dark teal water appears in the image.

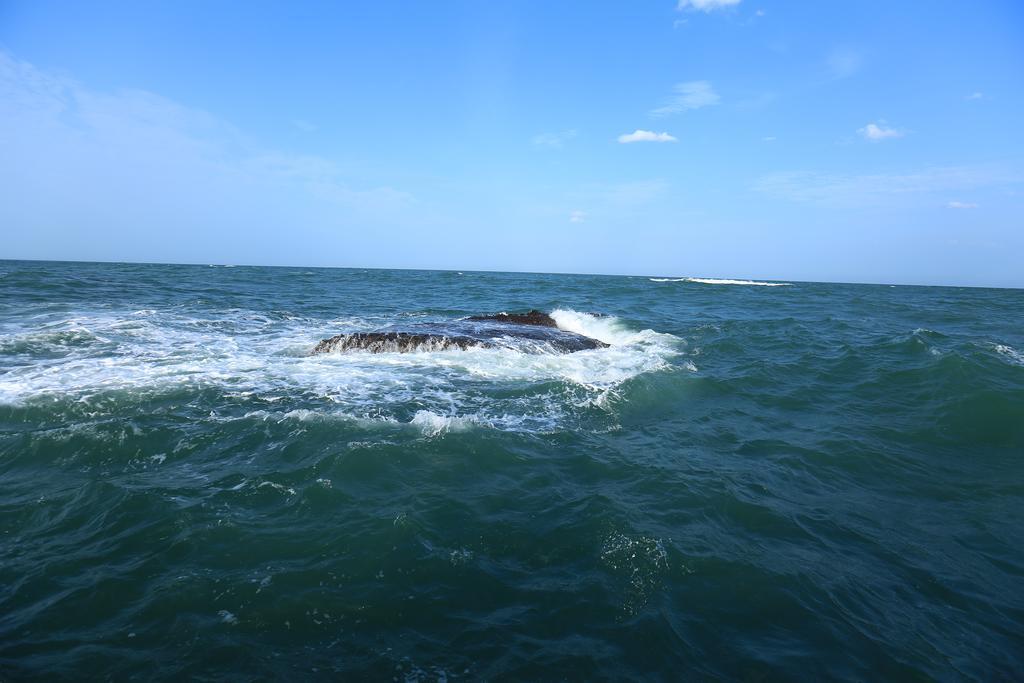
[1,260,1022,681]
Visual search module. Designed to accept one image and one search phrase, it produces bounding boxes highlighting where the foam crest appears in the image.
[550,309,670,347]
[994,344,1024,366]
[650,277,790,286]
[0,307,689,432]
[410,410,476,436]
[550,309,621,344]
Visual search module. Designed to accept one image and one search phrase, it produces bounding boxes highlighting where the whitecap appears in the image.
[0,307,688,433]
[410,410,476,437]
[650,276,790,286]
[257,481,296,496]
[994,344,1024,366]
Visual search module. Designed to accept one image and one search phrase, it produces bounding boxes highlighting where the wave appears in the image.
[994,344,1024,366]
[649,277,791,287]
[410,410,477,437]
[0,308,688,433]
[0,327,114,355]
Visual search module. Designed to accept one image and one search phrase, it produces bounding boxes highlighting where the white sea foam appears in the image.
[994,344,1024,366]
[0,308,689,432]
[257,481,296,496]
[411,410,476,437]
[650,276,790,286]
[550,309,630,344]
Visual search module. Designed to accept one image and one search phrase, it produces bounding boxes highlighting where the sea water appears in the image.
[1,260,1022,679]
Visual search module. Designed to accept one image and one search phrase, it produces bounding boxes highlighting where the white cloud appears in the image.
[569,210,586,223]
[677,0,741,12]
[762,136,776,142]
[966,92,984,101]
[651,81,719,117]
[858,122,904,142]
[617,129,677,144]
[532,129,577,149]
[947,201,978,209]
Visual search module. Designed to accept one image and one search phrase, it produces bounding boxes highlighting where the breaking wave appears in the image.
[995,343,1024,366]
[0,308,687,433]
[650,277,791,286]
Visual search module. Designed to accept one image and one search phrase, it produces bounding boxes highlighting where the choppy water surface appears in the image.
[1,260,1022,680]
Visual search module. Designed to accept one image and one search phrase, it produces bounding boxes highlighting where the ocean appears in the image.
[0,259,1022,680]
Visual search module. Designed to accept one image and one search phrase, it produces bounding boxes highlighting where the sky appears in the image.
[1,0,1023,287]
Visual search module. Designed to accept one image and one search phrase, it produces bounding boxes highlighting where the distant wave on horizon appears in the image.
[649,276,791,287]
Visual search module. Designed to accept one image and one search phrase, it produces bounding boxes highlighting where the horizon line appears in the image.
[0,257,1019,291]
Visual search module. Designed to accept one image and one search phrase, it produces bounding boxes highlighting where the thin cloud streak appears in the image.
[0,51,416,261]
[532,129,577,149]
[677,0,741,12]
[826,47,864,79]
[651,81,720,117]
[754,166,1019,206]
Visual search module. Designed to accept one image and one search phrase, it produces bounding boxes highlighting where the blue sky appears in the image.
[1,0,1022,286]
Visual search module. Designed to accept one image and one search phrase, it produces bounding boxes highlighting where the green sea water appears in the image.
[0,260,1022,680]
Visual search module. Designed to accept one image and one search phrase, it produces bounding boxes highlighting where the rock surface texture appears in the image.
[312,311,608,355]
[465,310,557,327]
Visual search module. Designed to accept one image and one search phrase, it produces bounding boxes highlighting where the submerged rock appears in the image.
[312,312,609,355]
[312,332,483,354]
[465,310,557,327]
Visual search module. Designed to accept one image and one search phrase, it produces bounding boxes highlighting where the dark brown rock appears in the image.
[465,310,557,327]
[311,311,610,355]
[312,332,486,355]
